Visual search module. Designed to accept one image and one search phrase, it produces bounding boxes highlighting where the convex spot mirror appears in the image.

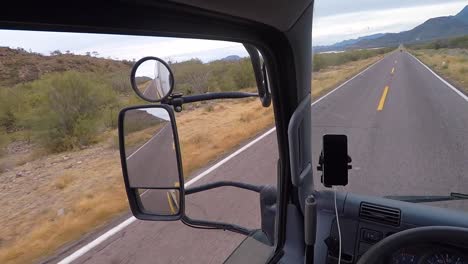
[118,105,184,220]
[131,57,174,102]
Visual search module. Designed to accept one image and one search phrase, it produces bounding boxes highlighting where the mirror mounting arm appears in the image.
[181,181,264,236]
[163,92,259,112]
[182,216,254,236]
[185,181,264,195]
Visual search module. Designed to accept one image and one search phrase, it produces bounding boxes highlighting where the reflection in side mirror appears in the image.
[130,57,174,102]
[119,105,184,220]
[136,189,180,216]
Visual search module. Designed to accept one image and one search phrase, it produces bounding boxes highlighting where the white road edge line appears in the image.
[57,56,382,264]
[126,124,169,160]
[409,53,468,102]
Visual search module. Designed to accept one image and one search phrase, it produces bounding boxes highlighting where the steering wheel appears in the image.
[357,226,468,264]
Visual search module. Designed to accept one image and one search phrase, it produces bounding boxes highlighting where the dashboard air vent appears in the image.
[359,203,401,226]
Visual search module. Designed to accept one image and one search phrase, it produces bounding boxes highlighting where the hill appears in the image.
[455,5,468,24]
[314,33,385,53]
[315,5,468,51]
[220,55,242,61]
[0,47,132,87]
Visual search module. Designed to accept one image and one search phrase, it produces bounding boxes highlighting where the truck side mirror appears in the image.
[130,57,174,103]
[118,105,184,220]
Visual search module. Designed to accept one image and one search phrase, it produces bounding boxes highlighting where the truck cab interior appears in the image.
[2,1,468,263]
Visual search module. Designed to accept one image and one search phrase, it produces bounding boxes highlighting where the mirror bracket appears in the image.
[185,181,263,195]
[243,43,271,107]
[162,93,184,112]
[162,92,258,112]
[182,216,254,236]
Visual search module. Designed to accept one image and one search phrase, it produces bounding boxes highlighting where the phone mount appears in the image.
[317,135,352,188]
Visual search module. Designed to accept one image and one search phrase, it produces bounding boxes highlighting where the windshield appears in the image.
[312,0,468,212]
[0,31,277,263]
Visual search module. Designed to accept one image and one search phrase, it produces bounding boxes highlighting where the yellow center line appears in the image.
[166,192,176,214]
[377,86,389,111]
[391,67,395,74]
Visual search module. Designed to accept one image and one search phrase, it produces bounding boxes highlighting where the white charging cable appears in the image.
[334,187,342,264]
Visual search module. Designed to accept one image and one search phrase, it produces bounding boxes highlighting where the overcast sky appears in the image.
[312,0,467,45]
[0,0,466,61]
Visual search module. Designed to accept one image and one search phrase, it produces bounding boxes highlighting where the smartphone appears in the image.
[322,134,348,186]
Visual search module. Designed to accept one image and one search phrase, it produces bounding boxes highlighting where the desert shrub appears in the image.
[205,58,255,91]
[30,71,117,152]
[102,106,120,129]
[312,47,393,72]
[448,35,468,49]
[170,57,255,93]
[171,59,210,94]
[0,88,22,133]
[109,71,132,94]
[0,132,7,157]
[410,35,468,50]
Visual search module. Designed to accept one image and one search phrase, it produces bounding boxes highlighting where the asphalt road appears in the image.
[311,51,468,205]
[142,79,163,99]
[54,51,468,263]
[126,124,178,188]
[126,123,180,215]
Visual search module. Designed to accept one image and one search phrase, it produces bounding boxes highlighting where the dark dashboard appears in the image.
[312,191,468,264]
[390,244,468,264]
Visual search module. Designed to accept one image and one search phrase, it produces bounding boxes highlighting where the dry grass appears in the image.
[0,189,127,264]
[125,124,162,151]
[311,55,384,98]
[0,53,384,264]
[411,49,468,93]
[177,100,274,176]
[52,174,74,190]
[0,148,127,264]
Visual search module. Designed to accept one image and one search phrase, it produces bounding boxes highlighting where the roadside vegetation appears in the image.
[311,48,390,98]
[409,35,468,94]
[409,35,468,50]
[0,46,386,263]
[312,47,393,71]
[170,57,255,94]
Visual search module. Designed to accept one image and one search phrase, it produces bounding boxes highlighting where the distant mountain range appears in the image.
[314,5,468,53]
[220,55,242,61]
[314,33,385,53]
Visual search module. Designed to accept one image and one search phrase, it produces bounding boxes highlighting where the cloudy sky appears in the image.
[0,0,466,61]
[312,0,467,45]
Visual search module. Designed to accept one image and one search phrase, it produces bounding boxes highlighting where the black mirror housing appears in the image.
[243,44,271,107]
[118,104,185,221]
[130,57,175,103]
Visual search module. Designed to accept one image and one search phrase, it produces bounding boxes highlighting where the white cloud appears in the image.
[0,30,248,62]
[312,1,467,45]
[0,1,466,59]
[73,37,247,62]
